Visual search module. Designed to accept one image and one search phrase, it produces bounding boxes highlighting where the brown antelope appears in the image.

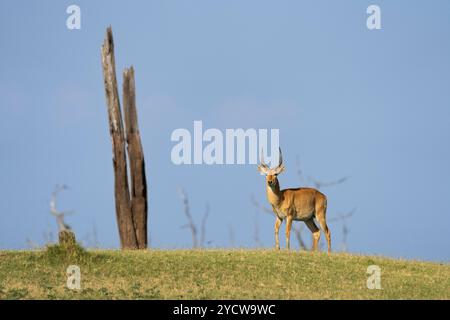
[257,148,331,254]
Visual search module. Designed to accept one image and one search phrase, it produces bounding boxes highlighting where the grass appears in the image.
[0,247,449,299]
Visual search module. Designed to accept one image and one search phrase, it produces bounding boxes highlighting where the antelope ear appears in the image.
[257,165,269,175]
[274,165,285,175]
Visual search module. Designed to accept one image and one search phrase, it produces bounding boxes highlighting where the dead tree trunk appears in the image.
[123,67,148,249]
[101,27,139,249]
[59,230,77,248]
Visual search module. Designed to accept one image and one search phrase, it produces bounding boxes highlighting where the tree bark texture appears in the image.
[101,26,147,249]
[123,67,148,249]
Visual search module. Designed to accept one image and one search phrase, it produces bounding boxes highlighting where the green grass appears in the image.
[0,248,449,299]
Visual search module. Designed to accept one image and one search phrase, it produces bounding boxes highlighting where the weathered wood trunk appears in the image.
[123,67,148,249]
[59,230,77,247]
[101,27,138,249]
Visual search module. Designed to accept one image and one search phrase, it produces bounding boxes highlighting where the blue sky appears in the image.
[0,1,449,261]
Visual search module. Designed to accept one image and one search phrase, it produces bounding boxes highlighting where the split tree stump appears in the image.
[101,27,148,249]
[58,230,77,247]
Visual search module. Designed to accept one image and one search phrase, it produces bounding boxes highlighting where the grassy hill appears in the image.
[0,248,449,299]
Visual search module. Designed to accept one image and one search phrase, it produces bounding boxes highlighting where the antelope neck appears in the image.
[266,181,282,207]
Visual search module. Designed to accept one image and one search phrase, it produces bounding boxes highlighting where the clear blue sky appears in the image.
[1,1,449,261]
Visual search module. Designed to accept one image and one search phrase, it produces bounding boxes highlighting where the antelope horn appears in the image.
[273,147,285,175]
[260,148,269,168]
[278,147,283,167]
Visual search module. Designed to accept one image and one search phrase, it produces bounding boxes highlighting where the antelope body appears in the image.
[258,149,331,253]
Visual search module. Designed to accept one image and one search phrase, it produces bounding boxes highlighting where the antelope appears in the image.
[257,148,331,254]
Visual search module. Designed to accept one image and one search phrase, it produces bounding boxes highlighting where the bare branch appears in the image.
[25,238,39,250]
[253,213,262,248]
[43,231,53,244]
[200,203,210,247]
[328,207,356,223]
[292,224,308,250]
[177,188,198,248]
[328,208,356,252]
[49,184,72,232]
[250,194,272,215]
[295,154,348,189]
[295,155,306,184]
[80,222,100,248]
[307,175,349,190]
